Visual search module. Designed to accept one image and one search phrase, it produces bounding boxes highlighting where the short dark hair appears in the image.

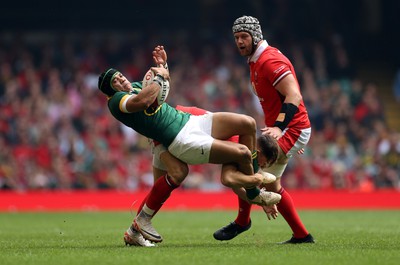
[257,134,279,166]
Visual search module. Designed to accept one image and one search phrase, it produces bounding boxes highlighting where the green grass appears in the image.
[1,210,400,265]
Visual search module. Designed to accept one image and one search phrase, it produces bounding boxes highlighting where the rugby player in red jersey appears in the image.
[213,16,314,244]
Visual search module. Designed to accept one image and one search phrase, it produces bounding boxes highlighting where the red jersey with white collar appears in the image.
[248,41,310,129]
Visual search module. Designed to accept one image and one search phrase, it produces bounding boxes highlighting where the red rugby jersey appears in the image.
[248,41,310,129]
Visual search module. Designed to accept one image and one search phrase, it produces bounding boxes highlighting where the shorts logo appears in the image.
[201,146,204,155]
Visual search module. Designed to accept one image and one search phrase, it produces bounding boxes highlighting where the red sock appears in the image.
[234,197,252,227]
[277,187,309,238]
[141,175,179,217]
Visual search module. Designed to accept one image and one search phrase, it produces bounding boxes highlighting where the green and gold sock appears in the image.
[252,151,259,173]
[245,186,260,200]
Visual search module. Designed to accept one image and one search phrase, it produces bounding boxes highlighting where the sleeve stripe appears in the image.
[272,71,291,86]
[119,94,135,113]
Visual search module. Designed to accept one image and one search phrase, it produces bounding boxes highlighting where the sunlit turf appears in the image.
[1,210,399,265]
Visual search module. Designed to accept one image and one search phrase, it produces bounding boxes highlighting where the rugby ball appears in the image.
[142,69,170,107]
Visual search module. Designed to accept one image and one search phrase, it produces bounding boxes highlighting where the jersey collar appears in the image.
[248,40,269,63]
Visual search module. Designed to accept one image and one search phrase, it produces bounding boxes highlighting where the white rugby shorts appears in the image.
[152,143,168,171]
[167,113,214,165]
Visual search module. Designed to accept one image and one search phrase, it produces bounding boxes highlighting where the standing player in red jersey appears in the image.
[213,15,314,244]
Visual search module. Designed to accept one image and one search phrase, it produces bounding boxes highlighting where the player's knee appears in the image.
[167,164,189,184]
[237,144,252,164]
[243,115,257,134]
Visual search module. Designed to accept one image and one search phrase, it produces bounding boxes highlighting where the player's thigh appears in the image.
[276,145,289,164]
[262,177,282,192]
[211,112,256,139]
[209,139,251,164]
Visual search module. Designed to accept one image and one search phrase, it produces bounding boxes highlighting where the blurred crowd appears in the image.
[0,30,399,191]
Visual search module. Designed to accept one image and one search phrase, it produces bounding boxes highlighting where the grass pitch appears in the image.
[1,210,399,265]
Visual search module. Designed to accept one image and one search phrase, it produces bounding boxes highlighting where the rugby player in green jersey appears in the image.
[98,47,281,245]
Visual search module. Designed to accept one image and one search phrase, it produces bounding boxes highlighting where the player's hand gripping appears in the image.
[152,45,167,67]
[261,126,283,140]
[151,67,170,81]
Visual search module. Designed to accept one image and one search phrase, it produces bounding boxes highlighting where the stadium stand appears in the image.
[0,0,399,192]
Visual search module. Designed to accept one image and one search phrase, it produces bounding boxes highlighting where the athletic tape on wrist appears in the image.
[273,103,298,131]
[152,74,164,88]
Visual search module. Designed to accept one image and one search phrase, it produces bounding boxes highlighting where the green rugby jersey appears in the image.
[107,82,191,147]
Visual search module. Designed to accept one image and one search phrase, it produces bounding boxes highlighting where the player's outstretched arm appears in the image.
[152,45,168,68]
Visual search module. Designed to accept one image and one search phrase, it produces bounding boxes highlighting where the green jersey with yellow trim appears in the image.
[107,84,190,147]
